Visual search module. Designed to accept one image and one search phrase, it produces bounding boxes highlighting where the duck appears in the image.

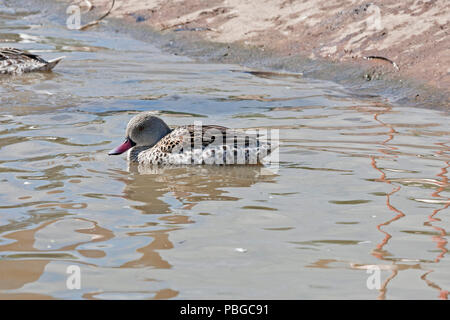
[0,48,64,75]
[108,112,274,166]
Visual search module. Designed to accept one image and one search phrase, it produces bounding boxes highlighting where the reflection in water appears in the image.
[125,164,273,211]
[368,107,449,300]
[422,147,449,300]
[0,218,111,290]
[301,102,449,299]
[0,163,272,298]
[369,104,405,300]
[117,165,274,265]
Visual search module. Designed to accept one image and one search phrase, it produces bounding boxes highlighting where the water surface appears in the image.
[0,3,449,299]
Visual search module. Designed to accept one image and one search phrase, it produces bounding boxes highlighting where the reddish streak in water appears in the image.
[423,142,449,300]
[369,107,406,299]
[371,108,405,257]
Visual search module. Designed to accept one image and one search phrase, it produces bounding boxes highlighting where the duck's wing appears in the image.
[184,124,270,150]
[156,125,269,150]
[0,48,47,63]
[140,125,272,165]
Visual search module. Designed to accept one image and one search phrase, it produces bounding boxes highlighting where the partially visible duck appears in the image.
[0,48,64,75]
[108,112,274,166]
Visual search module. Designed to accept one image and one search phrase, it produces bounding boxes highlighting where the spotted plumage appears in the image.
[109,112,274,166]
[0,48,64,75]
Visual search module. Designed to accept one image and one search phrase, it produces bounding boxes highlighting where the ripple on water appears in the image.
[0,1,449,299]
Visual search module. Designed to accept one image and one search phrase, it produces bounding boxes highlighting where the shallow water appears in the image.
[0,3,449,299]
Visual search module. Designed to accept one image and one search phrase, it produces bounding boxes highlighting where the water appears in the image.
[0,3,449,300]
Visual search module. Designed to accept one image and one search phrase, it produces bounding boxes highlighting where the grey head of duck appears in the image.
[108,112,172,155]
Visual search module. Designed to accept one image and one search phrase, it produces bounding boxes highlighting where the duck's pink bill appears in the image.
[108,139,133,155]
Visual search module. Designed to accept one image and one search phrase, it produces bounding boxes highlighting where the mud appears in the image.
[16,0,450,109]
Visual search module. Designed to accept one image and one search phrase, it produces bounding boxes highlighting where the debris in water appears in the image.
[363,55,400,71]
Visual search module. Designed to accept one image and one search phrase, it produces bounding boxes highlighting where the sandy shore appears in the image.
[65,0,449,107]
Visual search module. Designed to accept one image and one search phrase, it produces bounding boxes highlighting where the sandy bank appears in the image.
[65,0,449,108]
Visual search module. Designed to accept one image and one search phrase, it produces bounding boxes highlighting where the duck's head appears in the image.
[108,112,171,155]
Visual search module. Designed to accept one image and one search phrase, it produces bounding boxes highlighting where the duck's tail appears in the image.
[43,56,65,71]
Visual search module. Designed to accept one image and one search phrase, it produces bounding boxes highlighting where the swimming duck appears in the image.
[0,48,64,75]
[108,112,274,166]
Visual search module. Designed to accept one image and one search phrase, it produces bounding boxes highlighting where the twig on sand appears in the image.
[83,0,93,12]
[73,0,93,12]
[78,0,115,30]
[160,21,217,32]
[363,55,400,71]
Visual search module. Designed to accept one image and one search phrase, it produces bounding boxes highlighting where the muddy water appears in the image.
[0,3,449,300]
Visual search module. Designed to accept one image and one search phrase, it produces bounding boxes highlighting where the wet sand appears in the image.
[64,0,449,109]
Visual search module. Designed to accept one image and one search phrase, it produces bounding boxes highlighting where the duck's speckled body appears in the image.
[109,113,274,166]
[0,48,64,75]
